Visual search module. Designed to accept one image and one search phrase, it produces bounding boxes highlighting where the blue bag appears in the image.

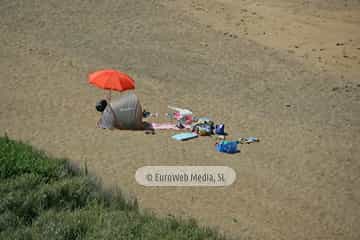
[215,140,239,154]
[215,124,225,135]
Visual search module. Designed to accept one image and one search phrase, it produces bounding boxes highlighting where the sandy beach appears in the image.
[1,0,359,239]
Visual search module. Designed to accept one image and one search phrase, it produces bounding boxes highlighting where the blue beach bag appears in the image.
[215,124,225,135]
[215,140,239,154]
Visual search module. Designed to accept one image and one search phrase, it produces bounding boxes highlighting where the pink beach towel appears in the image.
[150,123,191,130]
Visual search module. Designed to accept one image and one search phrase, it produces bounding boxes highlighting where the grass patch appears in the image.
[0,135,226,240]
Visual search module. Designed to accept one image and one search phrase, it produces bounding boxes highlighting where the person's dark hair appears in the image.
[96,99,107,112]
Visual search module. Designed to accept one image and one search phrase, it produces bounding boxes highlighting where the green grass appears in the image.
[0,135,226,240]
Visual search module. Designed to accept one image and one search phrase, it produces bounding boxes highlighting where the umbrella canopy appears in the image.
[88,69,135,92]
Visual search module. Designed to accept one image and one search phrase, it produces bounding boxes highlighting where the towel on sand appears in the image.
[150,123,191,130]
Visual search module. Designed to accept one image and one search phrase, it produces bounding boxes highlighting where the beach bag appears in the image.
[197,124,212,136]
[215,124,225,135]
[215,141,239,154]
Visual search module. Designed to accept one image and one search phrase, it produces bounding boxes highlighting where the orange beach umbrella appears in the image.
[88,69,135,100]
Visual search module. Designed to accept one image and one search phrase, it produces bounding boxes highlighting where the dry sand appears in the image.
[1,0,360,239]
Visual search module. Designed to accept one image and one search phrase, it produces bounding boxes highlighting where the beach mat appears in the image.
[150,123,191,130]
[172,132,198,141]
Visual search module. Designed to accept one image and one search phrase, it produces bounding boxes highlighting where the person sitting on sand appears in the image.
[96,99,114,129]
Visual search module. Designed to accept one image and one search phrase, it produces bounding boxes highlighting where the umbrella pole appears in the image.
[107,90,112,102]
